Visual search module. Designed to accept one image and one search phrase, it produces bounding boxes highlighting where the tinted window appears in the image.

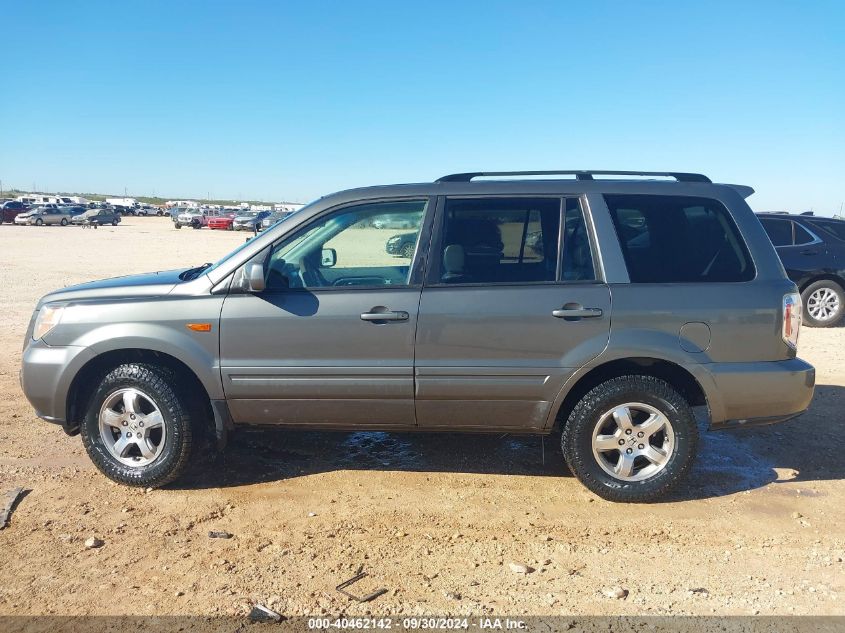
[606,195,754,283]
[793,222,815,245]
[760,218,793,246]
[808,220,845,242]
[439,197,561,284]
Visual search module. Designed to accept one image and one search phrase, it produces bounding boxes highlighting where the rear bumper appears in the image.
[704,358,815,430]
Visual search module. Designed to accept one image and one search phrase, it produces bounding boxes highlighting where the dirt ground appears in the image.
[0,216,843,618]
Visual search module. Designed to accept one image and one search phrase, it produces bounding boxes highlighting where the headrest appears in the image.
[443,244,465,274]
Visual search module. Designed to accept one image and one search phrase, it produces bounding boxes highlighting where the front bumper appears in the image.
[705,358,815,429]
[20,339,95,433]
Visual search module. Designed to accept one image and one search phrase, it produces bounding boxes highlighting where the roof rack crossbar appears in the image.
[435,170,712,184]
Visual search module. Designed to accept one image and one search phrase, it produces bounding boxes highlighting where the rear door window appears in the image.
[759,218,793,246]
[605,195,755,283]
[435,197,561,284]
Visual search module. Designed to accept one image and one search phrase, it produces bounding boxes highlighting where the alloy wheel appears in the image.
[807,287,841,322]
[592,402,675,482]
[98,388,166,467]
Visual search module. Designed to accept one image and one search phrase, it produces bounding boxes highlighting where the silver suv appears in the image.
[20,170,815,502]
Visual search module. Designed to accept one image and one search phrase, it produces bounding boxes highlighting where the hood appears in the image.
[37,269,188,307]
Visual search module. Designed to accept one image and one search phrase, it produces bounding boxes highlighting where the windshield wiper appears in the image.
[179,263,212,280]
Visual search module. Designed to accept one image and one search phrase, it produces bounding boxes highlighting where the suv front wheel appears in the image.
[80,363,195,487]
[561,375,698,503]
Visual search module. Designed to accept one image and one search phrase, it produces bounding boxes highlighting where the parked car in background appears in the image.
[16,206,73,226]
[757,212,845,327]
[1,200,28,223]
[232,210,271,231]
[208,212,238,231]
[174,209,211,229]
[385,231,418,258]
[19,170,815,502]
[72,208,121,227]
[110,205,128,216]
[63,205,89,217]
[372,212,421,229]
[259,210,294,231]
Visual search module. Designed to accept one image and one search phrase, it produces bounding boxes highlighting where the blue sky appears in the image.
[1,1,843,214]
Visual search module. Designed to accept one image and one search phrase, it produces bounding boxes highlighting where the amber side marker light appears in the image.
[186,323,212,332]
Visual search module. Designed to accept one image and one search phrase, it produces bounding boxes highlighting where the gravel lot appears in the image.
[0,216,843,617]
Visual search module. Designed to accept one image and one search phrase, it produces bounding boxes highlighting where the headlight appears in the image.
[33,305,64,340]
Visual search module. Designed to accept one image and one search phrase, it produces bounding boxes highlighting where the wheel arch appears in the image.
[798,274,845,293]
[550,357,708,431]
[66,348,216,440]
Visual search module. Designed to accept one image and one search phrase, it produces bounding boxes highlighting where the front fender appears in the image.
[43,295,225,399]
[69,324,224,399]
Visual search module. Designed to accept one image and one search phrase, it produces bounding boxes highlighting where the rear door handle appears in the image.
[552,307,603,319]
[360,310,409,322]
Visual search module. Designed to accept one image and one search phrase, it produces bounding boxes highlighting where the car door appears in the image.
[759,217,827,285]
[219,197,434,428]
[414,196,611,431]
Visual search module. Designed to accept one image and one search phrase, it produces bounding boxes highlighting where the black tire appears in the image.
[79,363,195,487]
[561,375,698,503]
[174,223,182,229]
[60,218,68,226]
[400,243,415,258]
[801,280,844,328]
[192,222,201,229]
[112,219,118,226]
[35,218,43,226]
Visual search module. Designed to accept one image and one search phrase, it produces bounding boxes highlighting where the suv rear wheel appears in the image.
[561,375,698,502]
[79,363,195,487]
[802,280,844,327]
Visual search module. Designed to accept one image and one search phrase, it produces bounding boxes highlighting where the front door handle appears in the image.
[552,307,603,319]
[800,249,819,256]
[360,310,409,322]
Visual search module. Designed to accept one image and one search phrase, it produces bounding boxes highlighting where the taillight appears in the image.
[782,292,801,350]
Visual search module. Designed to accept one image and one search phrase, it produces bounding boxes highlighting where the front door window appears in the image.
[265,200,427,291]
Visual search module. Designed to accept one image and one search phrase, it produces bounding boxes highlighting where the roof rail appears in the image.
[435,170,712,183]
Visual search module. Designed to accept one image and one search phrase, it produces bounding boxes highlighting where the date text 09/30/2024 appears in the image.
[307,617,527,630]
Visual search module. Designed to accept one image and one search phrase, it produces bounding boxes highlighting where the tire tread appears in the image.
[561,375,698,503]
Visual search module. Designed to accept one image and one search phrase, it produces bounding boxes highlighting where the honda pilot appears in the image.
[20,170,815,502]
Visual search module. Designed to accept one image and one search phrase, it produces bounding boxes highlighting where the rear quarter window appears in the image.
[808,220,845,242]
[605,195,755,283]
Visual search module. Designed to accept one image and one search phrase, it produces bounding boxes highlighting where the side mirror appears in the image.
[246,262,265,292]
[320,248,337,268]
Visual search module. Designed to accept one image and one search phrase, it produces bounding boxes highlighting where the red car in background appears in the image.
[1,200,28,223]
[207,212,237,230]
